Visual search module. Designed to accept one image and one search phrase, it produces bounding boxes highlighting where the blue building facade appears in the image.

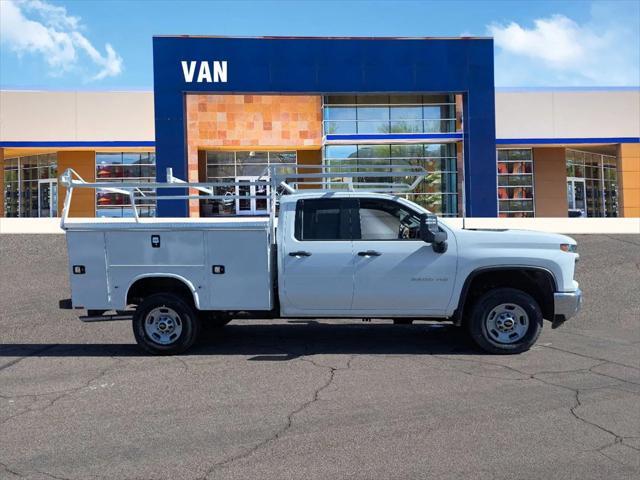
[152,36,497,217]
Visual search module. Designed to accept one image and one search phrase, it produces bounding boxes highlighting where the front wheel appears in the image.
[468,288,543,354]
[132,293,200,355]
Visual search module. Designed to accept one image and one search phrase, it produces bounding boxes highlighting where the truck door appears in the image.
[281,198,355,313]
[350,198,457,316]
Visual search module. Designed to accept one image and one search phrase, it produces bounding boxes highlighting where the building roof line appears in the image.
[496,86,640,92]
[152,34,493,40]
[2,87,638,93]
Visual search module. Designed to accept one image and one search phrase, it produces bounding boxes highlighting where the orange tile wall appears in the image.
[533,147,569,217]
[185,94,323,216]
[57,151,96,217]
[618,143,640,218]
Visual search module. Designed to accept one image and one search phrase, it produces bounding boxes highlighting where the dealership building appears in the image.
[1,36,639,219]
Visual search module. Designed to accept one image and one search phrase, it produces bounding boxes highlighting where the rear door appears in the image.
[350,198,457,316]
[281,198,355,313]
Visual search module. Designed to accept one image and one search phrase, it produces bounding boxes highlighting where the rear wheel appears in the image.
[132,293,200,355]
[468,288,542,354]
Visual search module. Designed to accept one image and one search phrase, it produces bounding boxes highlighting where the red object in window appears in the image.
[97,195,112,205]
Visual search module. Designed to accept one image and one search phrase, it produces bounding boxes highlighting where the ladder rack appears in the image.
[59,163,428,229]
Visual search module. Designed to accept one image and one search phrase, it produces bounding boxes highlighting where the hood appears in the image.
[454,227,576,249]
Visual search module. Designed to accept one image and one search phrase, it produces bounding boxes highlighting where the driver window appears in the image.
[357,198,421,240]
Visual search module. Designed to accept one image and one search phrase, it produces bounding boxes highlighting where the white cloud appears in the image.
[489,15,593,67]
[0,0,123,81]
[487,4,640,86]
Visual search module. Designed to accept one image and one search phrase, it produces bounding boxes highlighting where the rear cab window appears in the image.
[294,199,352,241]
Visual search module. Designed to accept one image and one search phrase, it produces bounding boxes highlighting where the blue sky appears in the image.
[1,0,639,89]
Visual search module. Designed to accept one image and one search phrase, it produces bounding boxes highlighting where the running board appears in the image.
[79,314,133,322]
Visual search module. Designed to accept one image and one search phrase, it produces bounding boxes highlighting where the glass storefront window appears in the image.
[95,152,156,218]
[497,149,535,217]
[323,95,457,136]
[323,142,458,216]
[3,153,57,218]
[325,145,358,160]
[566,149,618,217]
[202,150,297,216]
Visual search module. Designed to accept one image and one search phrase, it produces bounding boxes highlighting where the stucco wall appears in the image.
[2,89,638,143]
[0,91,155,142]
[495,90,640,140]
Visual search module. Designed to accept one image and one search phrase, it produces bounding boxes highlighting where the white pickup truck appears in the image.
[59,169,582,355]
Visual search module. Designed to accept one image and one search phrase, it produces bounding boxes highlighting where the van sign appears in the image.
[181,61,227,83]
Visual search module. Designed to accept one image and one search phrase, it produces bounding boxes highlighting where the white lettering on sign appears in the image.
[197,62,212,83]
[181,61,227,83]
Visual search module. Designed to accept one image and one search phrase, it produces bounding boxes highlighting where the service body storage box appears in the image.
[65,218,273,311]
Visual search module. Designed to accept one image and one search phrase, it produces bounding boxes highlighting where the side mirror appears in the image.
[420,213,448,253]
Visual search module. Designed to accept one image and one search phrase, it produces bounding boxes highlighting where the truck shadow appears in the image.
[0,322,482,360]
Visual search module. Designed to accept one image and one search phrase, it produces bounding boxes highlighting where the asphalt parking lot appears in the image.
[1,234,638,480]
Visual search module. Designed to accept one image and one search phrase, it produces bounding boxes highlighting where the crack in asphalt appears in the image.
[33,469,75,480]
[554,328,639,346]
[1,356,124,425]
[196,353,355,480]
[541,344,640,371]
[0,345,59,373]
[0,357,126,480]
[426,352,640,459]
[195,334,637,479]
[2,332,637,479]
[0,461,25,478]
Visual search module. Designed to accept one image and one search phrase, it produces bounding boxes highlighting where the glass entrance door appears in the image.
[567,178,586,217]
[38,179,58,218]
[235,176,269,215]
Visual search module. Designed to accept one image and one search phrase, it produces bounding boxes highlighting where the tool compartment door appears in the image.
[105,230,206,308]
[66,231,110,309]
[205,229,272,310]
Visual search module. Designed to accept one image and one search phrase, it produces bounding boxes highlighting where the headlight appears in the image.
[560,243,578,253]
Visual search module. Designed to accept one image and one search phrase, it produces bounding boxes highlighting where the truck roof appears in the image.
[280,191,403,203]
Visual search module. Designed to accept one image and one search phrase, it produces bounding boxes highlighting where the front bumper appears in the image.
[552,288,583,327]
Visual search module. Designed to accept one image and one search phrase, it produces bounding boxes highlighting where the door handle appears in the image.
[357,250,381,257]
[289,251,312,257]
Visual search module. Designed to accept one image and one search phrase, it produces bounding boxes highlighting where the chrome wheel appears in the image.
[144,306,183,345]
[484,303,529,344]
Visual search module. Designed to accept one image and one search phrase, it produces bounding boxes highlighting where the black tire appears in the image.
[132,293,201,355]
[468,287,543,354]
